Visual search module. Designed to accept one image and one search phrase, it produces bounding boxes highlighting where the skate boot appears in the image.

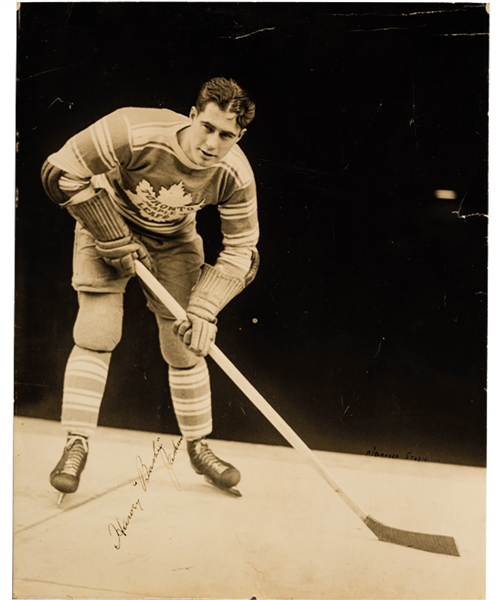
[50,434,89,501]
[187,438,241,496]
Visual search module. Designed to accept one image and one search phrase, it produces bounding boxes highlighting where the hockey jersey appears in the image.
[47,107,259,278]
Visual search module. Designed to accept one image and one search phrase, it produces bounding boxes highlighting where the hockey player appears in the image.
[41,77,259,498]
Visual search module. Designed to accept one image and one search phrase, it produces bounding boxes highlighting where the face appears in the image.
[183,102,246,167]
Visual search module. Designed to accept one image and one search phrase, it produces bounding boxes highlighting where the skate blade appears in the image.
[203,476,242,497]
[57,493,65,506]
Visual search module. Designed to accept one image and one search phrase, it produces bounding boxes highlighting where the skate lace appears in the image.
[62,436,88,476]
[194,442,227,475]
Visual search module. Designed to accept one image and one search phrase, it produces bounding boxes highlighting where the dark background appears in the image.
[15,3,489,467]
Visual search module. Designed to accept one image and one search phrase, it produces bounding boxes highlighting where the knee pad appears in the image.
[73,292,124,351]
[156,316,201,369]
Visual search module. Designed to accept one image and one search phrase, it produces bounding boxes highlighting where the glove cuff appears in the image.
[65,188,130,242]
[188,264,245,320]
[95,235,134,251]
[186,306,218,324]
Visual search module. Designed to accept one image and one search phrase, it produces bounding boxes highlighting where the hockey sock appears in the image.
[60,345,111,438]
[169,359,213,441]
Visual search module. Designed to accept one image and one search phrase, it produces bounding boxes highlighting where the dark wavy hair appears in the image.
[196,77,256,129]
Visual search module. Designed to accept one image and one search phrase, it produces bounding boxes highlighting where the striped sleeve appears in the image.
[215,179,259,279]
[45,109,133,182]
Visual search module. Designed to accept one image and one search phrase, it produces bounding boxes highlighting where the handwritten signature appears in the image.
[366,446,428,461]
[108,498,143,550]
[135,436,183,492]
[108,436,183,549]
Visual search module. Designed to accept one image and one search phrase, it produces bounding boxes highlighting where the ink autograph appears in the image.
[135,436,183,492]
[108,436,183,549]
[366,446,428,461]
[108,499,144,550]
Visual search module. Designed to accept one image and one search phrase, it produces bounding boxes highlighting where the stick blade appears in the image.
[364,515,459,557]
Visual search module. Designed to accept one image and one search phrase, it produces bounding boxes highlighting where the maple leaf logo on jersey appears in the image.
[125,179,205,222]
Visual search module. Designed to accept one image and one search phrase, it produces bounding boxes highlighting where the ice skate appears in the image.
[187,438,242,497]
[50,434,89,503]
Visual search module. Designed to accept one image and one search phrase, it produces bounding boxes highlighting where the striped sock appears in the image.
[169,360,213,441]
[60,346,111,438]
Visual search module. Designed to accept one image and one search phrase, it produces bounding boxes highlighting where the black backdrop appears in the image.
[15,3,489,467]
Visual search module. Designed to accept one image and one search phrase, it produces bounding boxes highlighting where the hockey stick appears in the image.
[135,260,459,557]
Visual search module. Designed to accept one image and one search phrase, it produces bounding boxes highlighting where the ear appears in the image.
[237,128,247,142]
[189,106,198,121]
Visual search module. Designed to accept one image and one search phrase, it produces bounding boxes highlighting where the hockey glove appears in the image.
[173,263,246,356]
[64,187,153,278]
[95,235,152,278]
[173,309,218,357]
[174,259,259,356]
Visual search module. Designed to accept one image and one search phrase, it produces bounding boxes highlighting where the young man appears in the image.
[41,77,259,498]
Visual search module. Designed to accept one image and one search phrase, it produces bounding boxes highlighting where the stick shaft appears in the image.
[210,344,367,520]
[135,261,367,521]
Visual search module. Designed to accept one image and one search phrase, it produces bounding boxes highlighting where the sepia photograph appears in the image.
[14,3,490,599]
